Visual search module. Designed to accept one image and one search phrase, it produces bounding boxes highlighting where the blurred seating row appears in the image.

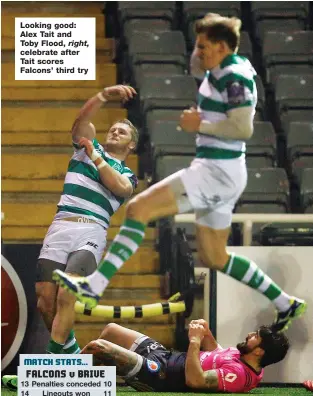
[146,120,313,171]
[127,71,312,134]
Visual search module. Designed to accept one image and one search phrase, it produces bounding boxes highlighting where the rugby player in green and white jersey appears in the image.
[54,15,306,333]
[36,85,138,355]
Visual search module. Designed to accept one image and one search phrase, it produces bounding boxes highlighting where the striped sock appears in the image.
[47,338,64,354]
[222,253,291,312]
[88,218,146,295]
[62,330,81,354]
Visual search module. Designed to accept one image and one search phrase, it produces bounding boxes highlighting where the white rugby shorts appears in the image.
[39,219,107,265]
[165,157,247,229]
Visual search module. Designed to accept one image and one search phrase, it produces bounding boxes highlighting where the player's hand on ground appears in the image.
[102,85,137,103]
[79,137,95,158]
[190,319,210,335]
[188,322,206,344]
[179,107,201,133]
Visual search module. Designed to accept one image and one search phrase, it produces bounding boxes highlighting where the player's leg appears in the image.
[36,258,81,353]
[81,339,143,378]
[37,222,83,354]
[87,174,185,293]
[51,250,98,353]
[99,323,146,350]
[54,171,192,308]
[35,271,58,331]
[195,212,307,332]
[84,330,169,391]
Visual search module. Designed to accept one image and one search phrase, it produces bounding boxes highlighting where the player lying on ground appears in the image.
[2,319,289,393]
[80,319,289,393]
[53,13,306,333]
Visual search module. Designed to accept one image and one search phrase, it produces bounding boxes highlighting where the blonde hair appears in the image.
[195,13,242,52]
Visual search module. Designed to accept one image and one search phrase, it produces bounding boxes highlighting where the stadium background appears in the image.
[1,0,313,393]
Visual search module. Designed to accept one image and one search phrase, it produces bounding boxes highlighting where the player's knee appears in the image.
[100,322,121,339]
[198,248,228,270]
[126,197,146,219]
[82,340,99,354]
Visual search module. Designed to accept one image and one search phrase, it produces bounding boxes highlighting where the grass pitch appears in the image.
[1,386,309,396]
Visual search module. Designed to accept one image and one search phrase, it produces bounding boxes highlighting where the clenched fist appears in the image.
[179,107,201,133]
[102,85,137,103]
[188,322,206,344]
[79,137,95,158]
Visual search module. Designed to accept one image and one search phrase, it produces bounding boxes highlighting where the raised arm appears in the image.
[191,319,219,352]
[185,322,219,390]
[190,47,206,81]
[71,85,136,143]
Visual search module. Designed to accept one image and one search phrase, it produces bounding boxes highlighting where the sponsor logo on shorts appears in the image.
[146,359,160,373]
[86,241,98,249]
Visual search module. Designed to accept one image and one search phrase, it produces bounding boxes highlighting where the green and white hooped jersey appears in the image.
[55,138,138,229]
[197,54,257,156]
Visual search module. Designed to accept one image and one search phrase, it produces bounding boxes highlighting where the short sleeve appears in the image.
[215,364,246,393]
[122,167,138,190]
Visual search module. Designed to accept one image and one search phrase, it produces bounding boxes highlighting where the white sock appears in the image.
[273,292,292,312]
[87,271,109,295]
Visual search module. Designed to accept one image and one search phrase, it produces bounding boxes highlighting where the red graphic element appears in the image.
[1,256,27,370]
[1,267,19,360]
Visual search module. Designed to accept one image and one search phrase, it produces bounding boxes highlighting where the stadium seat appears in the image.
[275,74,313,124]
[123,18,172,39]
[140,75,198,117]
[118,2,175,28]
[251,1,309,20]
[263,31,313,70]
[256,19,306,44]
[255,75,266,120]
[280,110,313,136]
[251,1,309,43]
[146,120,194,180]
[131,58,187,89]
[155,155,194,182]
[2,108,126,134]
[297,168,313,212]
[287,122,313,172]
[126,31,187,80]
[149,120,195,157]
[183,1,241,23]
[246,122,277,167]
[146,109,183,134]
[266,64,313,87]
[2,153,138,180]
[128,31,186,56]
[237,168,290,212]
[118,1,175,11]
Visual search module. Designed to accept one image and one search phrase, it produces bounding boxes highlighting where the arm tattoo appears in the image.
[204,370,219,389]
[82,340,139,376]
